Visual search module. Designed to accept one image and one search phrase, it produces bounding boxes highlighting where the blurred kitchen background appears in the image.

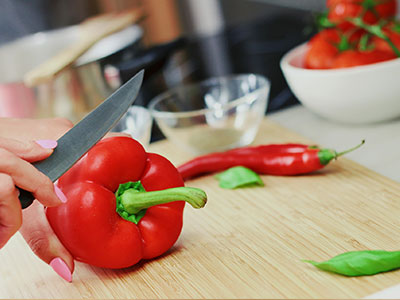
[0,0,323,111]
[0,0,358,142]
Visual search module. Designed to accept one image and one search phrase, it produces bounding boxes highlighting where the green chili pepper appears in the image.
[215,166,264,189]
[304,250,400,276]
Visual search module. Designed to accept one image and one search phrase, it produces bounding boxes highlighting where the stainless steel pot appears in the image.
[0,25,143,122]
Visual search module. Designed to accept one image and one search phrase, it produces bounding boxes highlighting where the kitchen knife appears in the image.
[18,70,144,209]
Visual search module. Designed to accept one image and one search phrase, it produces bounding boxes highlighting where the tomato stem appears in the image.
[349,17,400,57]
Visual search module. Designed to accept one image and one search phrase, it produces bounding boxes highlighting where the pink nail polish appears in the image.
[54,185,67,203]
[50,258,72,282]
[35,140,58,149]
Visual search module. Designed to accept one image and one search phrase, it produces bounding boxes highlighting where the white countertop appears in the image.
[268,105,400,183]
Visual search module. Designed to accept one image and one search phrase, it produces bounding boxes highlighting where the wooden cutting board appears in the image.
[1,118,400,299]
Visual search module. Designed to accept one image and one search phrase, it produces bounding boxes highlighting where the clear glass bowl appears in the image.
[148,74,270,154]
[112,105,153,148]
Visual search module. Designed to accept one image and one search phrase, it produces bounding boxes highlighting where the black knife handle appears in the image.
[17,187,35,209]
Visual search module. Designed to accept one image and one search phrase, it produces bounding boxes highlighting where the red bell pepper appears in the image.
[46,136,207,269]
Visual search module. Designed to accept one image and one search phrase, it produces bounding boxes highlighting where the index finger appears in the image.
[0,137,56,162]
[0,148,65,207]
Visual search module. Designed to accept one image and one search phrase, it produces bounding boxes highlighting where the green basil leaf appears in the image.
[304,250,400,276]
[215,166,264,189]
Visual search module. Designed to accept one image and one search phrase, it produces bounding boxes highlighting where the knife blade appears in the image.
[18,70,144,209]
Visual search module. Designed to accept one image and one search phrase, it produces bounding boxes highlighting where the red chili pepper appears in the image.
[178,141,365,180]
[46,136,206,269]
[226,143,310,155]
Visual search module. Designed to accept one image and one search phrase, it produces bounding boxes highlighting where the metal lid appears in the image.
[76,25,143,67]
[0,24,143,83]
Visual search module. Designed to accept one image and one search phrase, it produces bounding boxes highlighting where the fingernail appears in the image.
[54,185,67,203]
[50,258,72,282]
[35,140,58,149]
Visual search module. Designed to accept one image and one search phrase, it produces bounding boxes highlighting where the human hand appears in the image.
[0,118,73,281]
[0,137,66,248]
[0,117,131,282]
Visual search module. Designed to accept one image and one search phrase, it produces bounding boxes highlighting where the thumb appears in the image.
[19,202,74,282]
[0,137,57,162]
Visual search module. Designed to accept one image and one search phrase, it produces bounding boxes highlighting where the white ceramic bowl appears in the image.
[280,43,400,124]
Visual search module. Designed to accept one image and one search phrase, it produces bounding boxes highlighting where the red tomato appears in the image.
[305,29,340,69]
[331,49,396,68]
[304,29,364,69]
[327,0,397,29]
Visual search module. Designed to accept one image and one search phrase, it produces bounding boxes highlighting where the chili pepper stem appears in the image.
[335,140,365,158]
[120,187,207,215]
[318,140,365,165]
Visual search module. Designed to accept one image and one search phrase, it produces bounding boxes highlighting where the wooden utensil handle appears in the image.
[23,8,144,87]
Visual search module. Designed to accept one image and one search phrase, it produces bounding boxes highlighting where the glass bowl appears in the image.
[111,105,153,148]
[148,74,270,154]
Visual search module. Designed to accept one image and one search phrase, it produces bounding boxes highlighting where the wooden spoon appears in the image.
[24,8,144,87]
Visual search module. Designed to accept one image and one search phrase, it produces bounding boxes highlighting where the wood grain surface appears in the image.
[1,118,400,299]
